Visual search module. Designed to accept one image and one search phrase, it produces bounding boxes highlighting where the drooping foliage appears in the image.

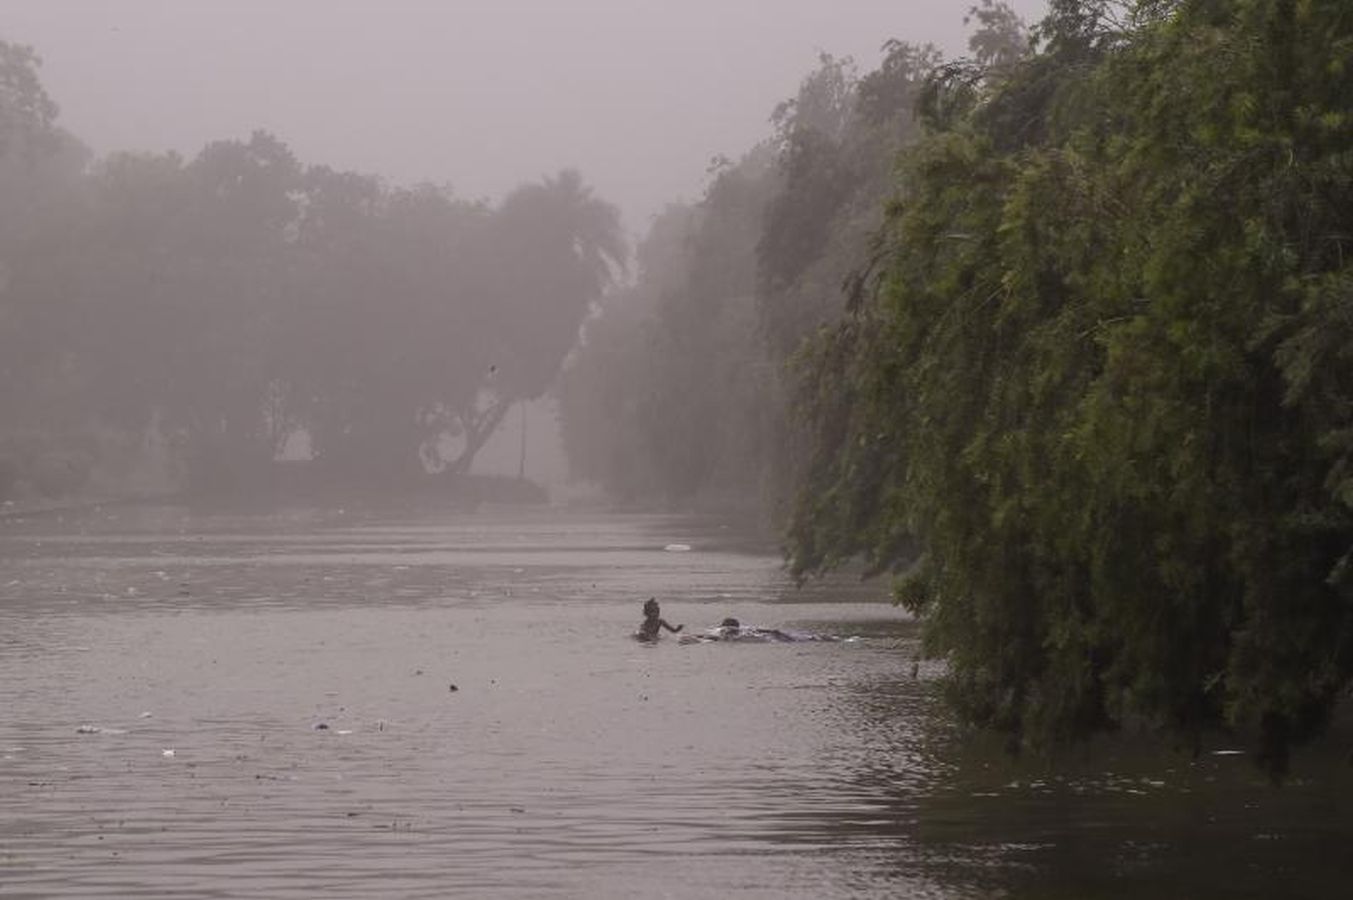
[787,0,1353,774]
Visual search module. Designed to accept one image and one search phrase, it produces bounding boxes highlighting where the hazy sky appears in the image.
[4,0,1048,236]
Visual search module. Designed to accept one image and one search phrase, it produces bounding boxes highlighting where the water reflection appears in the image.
[805,665,1353,899]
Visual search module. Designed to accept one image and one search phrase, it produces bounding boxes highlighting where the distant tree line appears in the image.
[560,0,1353,775]
[0,39,621,497]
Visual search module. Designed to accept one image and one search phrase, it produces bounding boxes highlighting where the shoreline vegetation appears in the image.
[4,1,1352,776]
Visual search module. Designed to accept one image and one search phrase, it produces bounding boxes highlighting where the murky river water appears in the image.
[1,502,1349,898]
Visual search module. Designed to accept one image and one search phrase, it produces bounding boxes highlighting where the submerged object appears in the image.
[679,619,840,644]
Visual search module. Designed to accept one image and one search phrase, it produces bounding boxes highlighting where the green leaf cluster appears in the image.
[788,0,1353,774]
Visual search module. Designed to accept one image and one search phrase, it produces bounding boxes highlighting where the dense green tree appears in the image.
[788,0,1353,775]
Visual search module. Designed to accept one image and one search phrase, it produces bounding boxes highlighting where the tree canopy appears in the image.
[786,0,1353,775]
[0,37,621,496]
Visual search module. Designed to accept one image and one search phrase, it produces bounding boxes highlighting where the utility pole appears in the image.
[517,401,527,480]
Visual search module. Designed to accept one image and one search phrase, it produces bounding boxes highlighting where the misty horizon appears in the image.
[3,0,1050,237]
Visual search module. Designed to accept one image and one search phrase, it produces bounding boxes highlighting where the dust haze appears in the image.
[4,0,1049,234]
[0,0,1047,503]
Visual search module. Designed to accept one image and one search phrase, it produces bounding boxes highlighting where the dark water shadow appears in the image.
[776,662,1353,900]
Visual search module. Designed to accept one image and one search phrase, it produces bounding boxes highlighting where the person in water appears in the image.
[714,617,792,642]
[682,616,839,643]
[637,597,683,641]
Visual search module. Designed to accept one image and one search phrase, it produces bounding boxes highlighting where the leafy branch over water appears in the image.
[788,0,1353,776]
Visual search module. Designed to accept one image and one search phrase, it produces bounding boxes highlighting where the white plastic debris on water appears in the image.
[663,543,692,552]
[161,749,175,758]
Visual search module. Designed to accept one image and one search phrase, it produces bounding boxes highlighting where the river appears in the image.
[1,502,1349,898]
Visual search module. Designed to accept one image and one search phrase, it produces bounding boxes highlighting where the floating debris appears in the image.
[313,722,330,731]
[161,749,175,758]
[663,543,692,552]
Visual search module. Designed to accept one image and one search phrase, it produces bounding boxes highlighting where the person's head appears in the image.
[720,617,740,631]
[643,598,659,617]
